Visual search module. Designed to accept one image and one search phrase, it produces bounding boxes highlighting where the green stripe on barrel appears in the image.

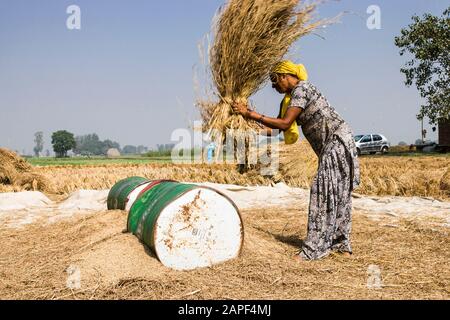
[128,181,197,247]
[107,176,150,210]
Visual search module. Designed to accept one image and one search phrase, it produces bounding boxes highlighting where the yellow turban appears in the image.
[272,60,308,81]
[272,60,308,145]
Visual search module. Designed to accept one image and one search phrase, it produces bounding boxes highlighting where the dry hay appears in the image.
[1,145,448,200]
[0,148,53,193]
[0,207,448,300]
[28,163,273,196]
[198,0,324,163]
[5,152,446,200]
[441,167,450,196]
[269,139,317,186]
[359,155,450,199]
[250,139,450,200]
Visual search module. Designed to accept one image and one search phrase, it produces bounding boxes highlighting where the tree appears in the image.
[395,7,450,124]
[73,133,102,155]
[73,134,121,156]
[33,131,44,157]
[51,130,76,157]
[122,145,137,154]
[137,145,148,154]
[157,144,175,152]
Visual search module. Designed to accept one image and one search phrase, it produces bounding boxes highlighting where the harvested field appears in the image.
[0,145,449,300]
[0,203,448,300]
[270,140,450,200]
[1,0,447,303]
[1,141,447,200]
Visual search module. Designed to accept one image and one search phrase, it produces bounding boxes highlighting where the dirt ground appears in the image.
[0,199,448,300]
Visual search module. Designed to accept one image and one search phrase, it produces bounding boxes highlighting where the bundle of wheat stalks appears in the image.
[0,148,53,192]
[198,0,322,164]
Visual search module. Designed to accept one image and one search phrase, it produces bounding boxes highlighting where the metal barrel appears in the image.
[124,179,176,212]
[127,180,244,271]
[106,176,150,210]
[127,181,197,244]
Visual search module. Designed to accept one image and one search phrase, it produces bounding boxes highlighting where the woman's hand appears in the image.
[232,102,250,117]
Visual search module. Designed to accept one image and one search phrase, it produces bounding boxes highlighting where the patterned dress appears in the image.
[288,81,361,260]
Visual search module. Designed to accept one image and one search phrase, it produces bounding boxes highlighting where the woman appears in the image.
[232,60,360,261]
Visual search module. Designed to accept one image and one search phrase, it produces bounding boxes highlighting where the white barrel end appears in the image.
[154,187,243,271]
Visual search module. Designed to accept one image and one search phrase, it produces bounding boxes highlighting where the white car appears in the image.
[354,134,390,155]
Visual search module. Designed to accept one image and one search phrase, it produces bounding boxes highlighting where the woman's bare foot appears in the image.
[343,252,352,256]
[293,254,308,263]
[338,252,352,258]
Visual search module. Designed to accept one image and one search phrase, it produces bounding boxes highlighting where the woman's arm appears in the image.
[232,103,303,132]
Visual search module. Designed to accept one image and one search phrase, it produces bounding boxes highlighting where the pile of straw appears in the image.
[1,206,449,299]
[440,167,450,196]
[248,138,318,186]
[0,148,53,193]
[271,139,318,185]
[199,0,322,163]
[2,152,446,199]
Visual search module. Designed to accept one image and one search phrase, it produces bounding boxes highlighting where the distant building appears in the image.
[106,148,121,158]
[438,118,450,147]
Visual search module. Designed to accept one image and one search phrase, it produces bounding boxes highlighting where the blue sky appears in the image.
[0,0,448,154]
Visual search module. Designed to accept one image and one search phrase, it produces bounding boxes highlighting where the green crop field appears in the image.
[26,156,174,166]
